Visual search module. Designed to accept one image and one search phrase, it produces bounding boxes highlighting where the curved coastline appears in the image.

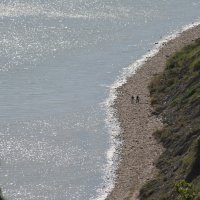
[103,22,200,200]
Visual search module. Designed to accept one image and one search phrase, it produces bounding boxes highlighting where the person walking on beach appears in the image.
[136,95,140,103]
[131,96,134,104]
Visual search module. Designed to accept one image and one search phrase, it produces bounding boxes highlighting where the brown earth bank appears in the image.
[105,24,200,200]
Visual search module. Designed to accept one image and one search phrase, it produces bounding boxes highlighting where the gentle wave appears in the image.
[95,20,200,200]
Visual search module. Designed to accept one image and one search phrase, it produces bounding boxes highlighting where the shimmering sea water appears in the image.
[0,1,200,200]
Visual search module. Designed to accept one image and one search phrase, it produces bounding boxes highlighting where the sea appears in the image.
[0,1,200,200]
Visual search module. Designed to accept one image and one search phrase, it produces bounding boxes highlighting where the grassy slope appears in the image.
[139,39,200,200]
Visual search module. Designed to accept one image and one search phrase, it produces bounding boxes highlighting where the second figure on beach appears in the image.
[136,95,140,103]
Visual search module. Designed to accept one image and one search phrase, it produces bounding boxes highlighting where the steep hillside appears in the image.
[140,39,200,199]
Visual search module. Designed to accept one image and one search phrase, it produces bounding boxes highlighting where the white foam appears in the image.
[94,20,200,200]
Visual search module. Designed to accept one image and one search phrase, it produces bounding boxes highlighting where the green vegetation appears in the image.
[139,39,200,200]
[175,180,199,200]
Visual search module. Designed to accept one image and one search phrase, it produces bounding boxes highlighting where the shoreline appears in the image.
[105,23,200,200]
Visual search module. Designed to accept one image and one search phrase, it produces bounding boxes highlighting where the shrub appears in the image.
[175,180,200,200]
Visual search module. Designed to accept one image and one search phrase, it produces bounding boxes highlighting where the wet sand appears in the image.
[106,24,200,200]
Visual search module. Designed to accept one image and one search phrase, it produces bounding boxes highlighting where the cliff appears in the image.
[140,39,200,199]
